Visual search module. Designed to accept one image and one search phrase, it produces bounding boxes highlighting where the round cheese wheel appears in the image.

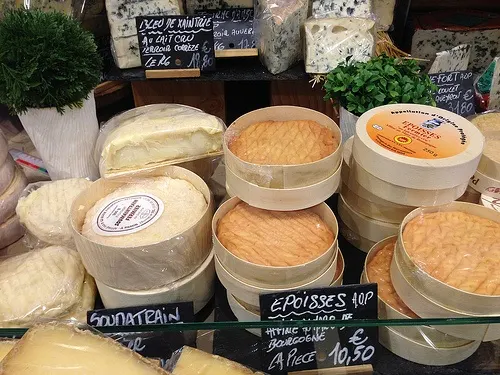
[355,104,484,189]
[0,169,28,224]
[470,112,500,179]
[468,168,500,199]
[0,156,16,197]
[0,215,25,249]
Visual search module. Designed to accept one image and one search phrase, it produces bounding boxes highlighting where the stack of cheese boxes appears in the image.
[0,131,27,250]
[339,104,482,252]
[213,106,344,335]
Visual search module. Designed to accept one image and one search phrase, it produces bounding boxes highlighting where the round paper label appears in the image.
[481,195,500,212]
[366,109,470,159]
[92,194,164,236]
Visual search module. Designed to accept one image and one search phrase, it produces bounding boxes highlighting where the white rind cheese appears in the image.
[255,0,308,75]
[311,0,372,19]
[0,215,24,250]
[0,323,169,374]
[428,44,471,74]
[106,0,182,69]
[186,0,253,14]
[0,169,27,224]
[16,178,92,247]
[373,0,395,31]
[305,17,375,74]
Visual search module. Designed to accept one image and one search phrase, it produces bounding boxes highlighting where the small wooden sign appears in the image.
[429,70,475,117]
[196,8,257,58]
[136,15,216,78]
[259,284,378,374]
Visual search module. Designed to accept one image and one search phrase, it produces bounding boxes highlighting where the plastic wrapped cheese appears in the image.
[0,215,25,250]
[0,168,28,224]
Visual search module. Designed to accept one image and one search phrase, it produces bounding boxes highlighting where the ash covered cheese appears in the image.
[305,17,375,74]
[428,44,471,74]
[106,0,182,69]
[488,57,500,110]
[311,0,372,19]
[186,0,253,14]
[256,0,308,75]
[373,0,395,31]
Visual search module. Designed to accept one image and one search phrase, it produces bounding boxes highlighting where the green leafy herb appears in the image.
[323,55,438,117]
[0,10,102,114]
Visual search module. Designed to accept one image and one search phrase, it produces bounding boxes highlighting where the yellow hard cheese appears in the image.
[0,341,16,361]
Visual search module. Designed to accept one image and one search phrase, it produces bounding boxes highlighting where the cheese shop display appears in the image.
[338,218,376,253]
[304,17,375,74]
[214,197,338,287]
[428,44,471,75]
[0,245,95,327]
[16,178,92,248]
[254,0,308,75]
[185,0,253,14]
[311,0,373,19]
[0,322,170,374]
[96,104,225,179]
[106,0,182,69]
[224,106,342,210]
[373,0,396,31]
[71,166,213,291]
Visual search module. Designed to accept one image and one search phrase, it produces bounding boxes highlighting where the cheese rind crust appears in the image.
[229,120,338,165]
[217,202,334,266]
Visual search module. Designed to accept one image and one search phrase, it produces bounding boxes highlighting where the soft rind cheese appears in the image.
[0,168,28,224]
[305,17,375,74]
[428,44,471,74]
[0,156,16,197]
[311,0,372,18]
[99,105,224,175]
[16,178,92,247]
[0,323,169,374]
[106,0,182,69]
[0,246,86,327]
[186,0,253,14]
[255,0,308,75]
[0,215,24,250]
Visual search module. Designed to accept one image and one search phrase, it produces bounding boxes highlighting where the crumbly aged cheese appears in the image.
[373,0,396,31]
[428,44,471,74]
[16,178,91,247]
[229,120,337,165]
[0,168,28,224]
[488,57,500,111]
[305,17,375,74]
[106,0,182,69]
[311,0,372,18]
[0,246,86,327]
[186,0,253,14]
[0,156,16,196]
[367,239,418,318]
[256,0,308,74]
[0,323,169,374]
[0,215,24,250]
[170,346,260,374]
[471,112,500,178]
[100,105,224,175]
[403,211,500,295]
[0,341,16,361]
[217,202,334,266]
[82,177,207,247]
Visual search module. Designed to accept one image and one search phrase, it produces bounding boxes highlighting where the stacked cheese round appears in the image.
[362,237,480,365]
[71,166,215,311]
[224,106,342,211]
[391,202,500,342]
[467,112,500,200]
[0,132,28,250]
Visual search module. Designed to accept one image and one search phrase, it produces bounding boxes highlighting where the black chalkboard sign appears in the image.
[197,9,255,51]
[260,284,378,374]
[88,302,195,360]
[429,70,475,117]
[136,15,216,72]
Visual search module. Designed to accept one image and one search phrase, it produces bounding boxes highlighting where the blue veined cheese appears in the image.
[186,0,253,14]
[428,44,471,74]
[312,0,373,19]
[106,0,182,69]
[255,0,308,75]
[373,0,395,31]
[488,57,500,110]
[305,17,375,74]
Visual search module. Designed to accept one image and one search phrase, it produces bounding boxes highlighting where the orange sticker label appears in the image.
[366,109,469,159]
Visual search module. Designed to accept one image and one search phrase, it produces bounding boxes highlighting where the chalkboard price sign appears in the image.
[260,284,378,374]
[136,15,216,72]
[429,70,475,117]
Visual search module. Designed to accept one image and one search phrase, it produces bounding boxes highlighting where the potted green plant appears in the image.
[0,10,102,180]
[323,55,437,141]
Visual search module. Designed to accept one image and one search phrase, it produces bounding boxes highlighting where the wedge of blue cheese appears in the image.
[488,57,500,111]
[428,44,471,74]
[186,0,252,14]
[312,0,372,19]
[305,17,375,74]
[106,0,182,69]
[373,0,395,31]
[256,0,308,75]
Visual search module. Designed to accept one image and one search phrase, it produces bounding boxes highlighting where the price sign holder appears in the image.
[136,15,216,79]
[259,284,378,375]
[429,70,475,117]
[196,9,257,58]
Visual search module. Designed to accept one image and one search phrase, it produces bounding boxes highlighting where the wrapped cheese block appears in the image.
[0,169,28,224]
[106,0,182,69]
[255,0,308,74]
[0,215,25,249]
[428,44,471,74]
[305,17,375,74]
[185,0,253,14]
[311,0,372,19]
[0,156,16,197]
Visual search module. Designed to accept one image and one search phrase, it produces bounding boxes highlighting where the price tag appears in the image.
[88,302,195,363]
[136,15,216,74]
[259,284,378,374]
[429,70,475,117]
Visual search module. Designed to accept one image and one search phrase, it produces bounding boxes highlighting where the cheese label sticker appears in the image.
[366,109,469,159]
[92,194,165,236]
[481,195,500,212]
